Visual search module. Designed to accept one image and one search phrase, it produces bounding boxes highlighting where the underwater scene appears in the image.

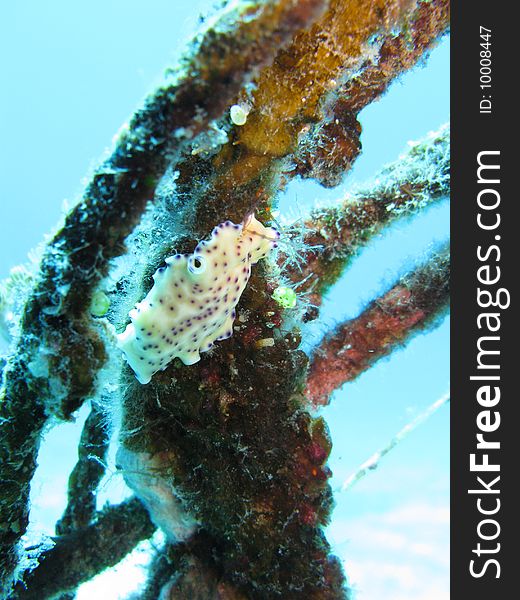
[1,1,449,598]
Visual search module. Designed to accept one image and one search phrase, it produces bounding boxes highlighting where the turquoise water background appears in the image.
[1,2,449,598]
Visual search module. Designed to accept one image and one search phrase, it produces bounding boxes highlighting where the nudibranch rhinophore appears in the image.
[117,215,280,384]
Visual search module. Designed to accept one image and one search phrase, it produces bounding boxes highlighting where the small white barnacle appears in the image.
[117,214,280,384]
[229,103,250,126]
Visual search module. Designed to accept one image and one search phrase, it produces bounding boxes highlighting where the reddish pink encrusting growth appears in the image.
[241,324,264,347]
[305,246,450,406]
[267,311,282,328]
[200,363,222,387]
[307,441,329,465]
[298,503,318,526]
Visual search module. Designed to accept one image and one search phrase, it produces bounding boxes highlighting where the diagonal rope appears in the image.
[339,391,450,492]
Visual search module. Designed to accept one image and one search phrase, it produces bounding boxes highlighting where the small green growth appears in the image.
[89,291,110,317]
[272,286,297,309]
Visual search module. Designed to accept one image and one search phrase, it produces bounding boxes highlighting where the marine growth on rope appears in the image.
[117,215,279,383]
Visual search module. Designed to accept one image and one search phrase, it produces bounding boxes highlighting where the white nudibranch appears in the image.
[117,215,280,384]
